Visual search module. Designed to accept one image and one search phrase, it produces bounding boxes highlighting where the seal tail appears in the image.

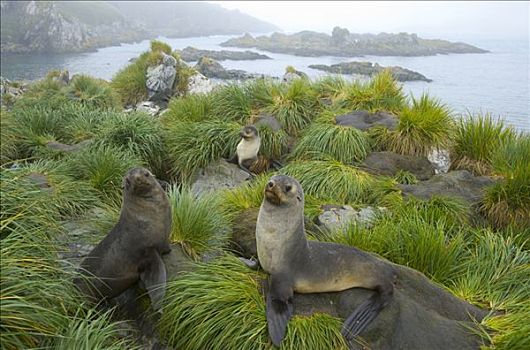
[341,285,392,341]
[266,293,293,347]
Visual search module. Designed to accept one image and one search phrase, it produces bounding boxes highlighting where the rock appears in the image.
[146,53,177,103]
[176,46,271,61]
[282,69,308,83]
[229,208,260,258]
[309,61,432,82]
[194,56,257,80]
[221,29,488,57]
[253,113,282,131]
[289,261,488,350]
[428,149,451,174]
[317,205,381,230]
[135,101,161,117]
[45,139,92,153]
[0,76,27,107]
[336,110,398,131]
[361,151,435,180]
[399,170,496,204]
[191,159,251,197]
[162,244,195,281]
[187,72,216,95]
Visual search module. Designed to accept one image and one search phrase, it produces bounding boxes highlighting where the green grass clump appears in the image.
[163,93,213,123]
[0,109,20,164]
[150,39,172,54]
[97,112,167,176]
[451,113,515,175]
[311,75,348,103]
[394,169,418,184]
[265,78,319,135]
[341,70,406,113]
[65,144,143,202]
[219,174,270,216]
[64,75,120,110]
[255,124,290,160]
[210,84,253,123]
[13,78,70,111]
[291,122,371,163]
[111,51,150,106]
[168,186,230,259]
[174,61,198,96]
[479,133,530,230]
[281,160,378,203]
[159,255,347,350]
[164,120,241,179]
[371,94,453,156]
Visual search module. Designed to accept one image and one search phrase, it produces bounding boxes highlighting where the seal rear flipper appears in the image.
[266,292,293,347]
[341,290,389,341]
[139,249,167,311]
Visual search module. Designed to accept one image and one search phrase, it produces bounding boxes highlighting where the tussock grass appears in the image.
[311,75,349,103]
[480,133,530,229]
[394,169,418,185]
[12,78,70,111]
[65,144,143,202]
[97,112,167,176]
[255,124,290,160]
[164,120,241,179]
[281,160,378,204]
[168,186,230,259]
[341,70,406,113]
[150,39,172,54]
[372,94,453,156]
[265,78,319,135]
[244,78,276,108]
[64,75,120,110]
[159,255,347,350]
[111,51,150,106]
[219,174,270,215]
[451,113,515,175]
[291,122,371,163]
[210,84,253,123]
[163,93,213,123]
[0,109,19,164]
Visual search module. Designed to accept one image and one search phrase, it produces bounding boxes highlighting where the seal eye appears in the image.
[144,171,150,177]
[285,185,292,192]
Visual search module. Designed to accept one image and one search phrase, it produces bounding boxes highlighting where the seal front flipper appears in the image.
[139,248,167,311]
[341,285,392,341]
[239,257,260,270]
[266,274,294,347]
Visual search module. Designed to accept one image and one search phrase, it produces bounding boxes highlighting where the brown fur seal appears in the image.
[74,167,172,310]
[255,175,395,346]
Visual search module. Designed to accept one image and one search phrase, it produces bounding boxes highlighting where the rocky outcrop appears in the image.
[0,76,27,108]
[186,72,217,95]
[428,149,451,174]
[1,1,147,54]
[335,110,398,131]
[361,152,435,180]
[194,57,257,80]
[317,205,381,230]
[221,29,488,57]
[399,170,496,204]
[309,61,432,82]
[146,53,177,104]
[190,159,251,197]
[176,46,271,62]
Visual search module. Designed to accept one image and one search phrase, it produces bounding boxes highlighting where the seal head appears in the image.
[264,175,303,207]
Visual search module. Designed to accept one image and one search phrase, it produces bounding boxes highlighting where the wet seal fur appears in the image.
[74,167,172,310]
[255,175,396,346]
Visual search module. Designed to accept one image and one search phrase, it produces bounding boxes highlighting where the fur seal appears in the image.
[74,167,172,310]
[228,125,261,175]
[255,175,395,346]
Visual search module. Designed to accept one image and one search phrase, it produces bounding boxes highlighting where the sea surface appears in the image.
[1,34,529,131]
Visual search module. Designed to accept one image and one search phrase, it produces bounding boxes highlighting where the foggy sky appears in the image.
[213,1,529,41]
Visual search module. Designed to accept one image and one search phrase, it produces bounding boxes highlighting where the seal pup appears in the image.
[228,125,261,175]
[255,175,395,346]
[74,167,172,310]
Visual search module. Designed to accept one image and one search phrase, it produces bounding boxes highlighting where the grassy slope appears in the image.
[1,56,528,349]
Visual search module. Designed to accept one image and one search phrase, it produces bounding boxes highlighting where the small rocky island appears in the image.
[221,27,488,57]
[309,61,432,82]
[174,46,271,62]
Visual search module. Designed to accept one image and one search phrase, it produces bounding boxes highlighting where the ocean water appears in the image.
[1,34,529,131]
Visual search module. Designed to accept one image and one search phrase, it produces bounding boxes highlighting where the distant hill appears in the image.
[107,1,279,38]
[0,1,147,54]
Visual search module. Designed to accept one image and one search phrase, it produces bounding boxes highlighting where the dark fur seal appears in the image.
[74,167,172,310]
[255,175,395,346]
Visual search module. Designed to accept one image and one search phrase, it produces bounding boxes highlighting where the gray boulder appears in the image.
[135,101,161,117]
[254,113,283,131]
[191,159,251,197]
[428,149,451,174]
[290,262,487,350]
[146,53,177,103]
[194,56,257,80]
[399,170,496,203]
[187,72,216,95]
[336,110,398,131]
[362,151,435,180]
[317,205,382,230]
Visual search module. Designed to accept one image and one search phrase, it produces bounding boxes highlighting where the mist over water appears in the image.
[2,33,528,131]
